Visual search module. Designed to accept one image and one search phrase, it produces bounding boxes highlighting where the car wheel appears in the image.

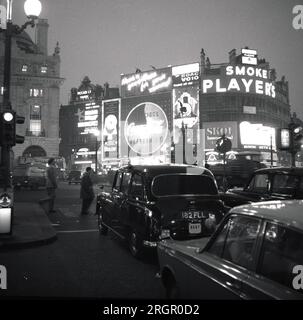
[129,230,143,258]
[97,206,108,235]
[68,181,71,185]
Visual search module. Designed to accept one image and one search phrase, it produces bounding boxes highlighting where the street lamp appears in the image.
[93,129,100,173]
[0,0,41,234]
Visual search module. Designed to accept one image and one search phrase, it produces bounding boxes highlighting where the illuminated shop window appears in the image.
[29,120,41,136]
[41,66,47,73]
[30,88,44,97]
[22,65,28,72]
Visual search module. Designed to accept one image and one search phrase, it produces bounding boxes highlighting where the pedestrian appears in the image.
[80,167,95,215]
[40,157,58,213]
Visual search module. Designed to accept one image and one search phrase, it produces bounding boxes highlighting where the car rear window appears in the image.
[151,174,218,197]
[271,174,299,196]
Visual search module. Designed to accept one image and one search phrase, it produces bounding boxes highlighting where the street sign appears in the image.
[0,4,6,29]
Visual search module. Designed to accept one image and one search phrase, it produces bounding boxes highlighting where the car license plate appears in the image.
[182,211,205,219]
[189,223,201,234]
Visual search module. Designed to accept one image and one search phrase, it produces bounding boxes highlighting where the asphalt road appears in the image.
[0,182,164,299]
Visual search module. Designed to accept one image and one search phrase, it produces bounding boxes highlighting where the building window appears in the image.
[29,120,42,136]
[29,105,42,136]
[22,65,28,72]
[30,105,41,120]
[30,88,44,97]
[41,66,47,74]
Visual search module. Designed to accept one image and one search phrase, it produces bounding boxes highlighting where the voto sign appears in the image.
[202,64,276,98]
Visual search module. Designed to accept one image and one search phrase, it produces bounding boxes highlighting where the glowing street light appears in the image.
[0,0,42,234]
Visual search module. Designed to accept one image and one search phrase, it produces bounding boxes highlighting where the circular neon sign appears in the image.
[124,102,168,155]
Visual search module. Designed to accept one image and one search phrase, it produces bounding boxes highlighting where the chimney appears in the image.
[228,49,236,64]
[200,48,206,73]
[104,82,109,98]
[35,19,49,55]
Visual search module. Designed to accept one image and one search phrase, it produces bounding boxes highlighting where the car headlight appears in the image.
[0,193,13,208]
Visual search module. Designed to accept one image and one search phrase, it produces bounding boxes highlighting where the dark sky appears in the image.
[13,0,303,118]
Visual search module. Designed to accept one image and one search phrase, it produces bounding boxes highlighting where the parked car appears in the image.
[96,164,227,258]
[13,164,46,190]
[220,167,303,208]
[67,170,82,184]
[158,200,303,299]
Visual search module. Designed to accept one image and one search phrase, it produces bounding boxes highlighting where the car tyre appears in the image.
[97,206,108,235]
[129,230,143,258]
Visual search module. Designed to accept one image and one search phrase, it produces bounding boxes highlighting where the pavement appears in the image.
[0,201,57,249]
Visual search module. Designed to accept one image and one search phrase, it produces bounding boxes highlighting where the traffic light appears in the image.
[0,110,25,146]
[293,125,303,152]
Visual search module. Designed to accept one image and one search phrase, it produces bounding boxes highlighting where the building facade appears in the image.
[0,19,64,161]
[200,47,291,165]
[59,77,119,172]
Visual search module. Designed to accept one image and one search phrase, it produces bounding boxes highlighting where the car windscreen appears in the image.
[151,174,218,197]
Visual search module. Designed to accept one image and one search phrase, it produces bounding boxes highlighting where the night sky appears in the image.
[12,0,303,118]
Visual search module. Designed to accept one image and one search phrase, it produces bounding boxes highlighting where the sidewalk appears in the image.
[0,202,57,249]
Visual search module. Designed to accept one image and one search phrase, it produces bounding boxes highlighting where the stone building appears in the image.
[0,19,64,160]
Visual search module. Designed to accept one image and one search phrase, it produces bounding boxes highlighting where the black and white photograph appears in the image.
[0,0,303,315]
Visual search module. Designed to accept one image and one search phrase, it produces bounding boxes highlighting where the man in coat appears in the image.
[45,157,58,213]
[80,167,95,215]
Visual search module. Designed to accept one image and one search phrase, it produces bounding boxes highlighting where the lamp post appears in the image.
[1,0,42,185]
[0,0,41,234]
[93,129,100,173]
[179,104,187,164]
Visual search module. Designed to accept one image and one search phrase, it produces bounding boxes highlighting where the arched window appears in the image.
[23,146,46,158]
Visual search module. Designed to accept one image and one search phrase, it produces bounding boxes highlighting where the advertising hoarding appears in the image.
[239,121,276,150]
[121,67,172,98]
[172,63,200,88]
[75,101,101,136]
[102,99,120,160]
[124,102,169,156]
[203,121,238,150]
[202,64,276,98]
[173,86,199,144]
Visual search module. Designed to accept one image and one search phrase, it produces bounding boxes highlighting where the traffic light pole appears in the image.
[1,20,13,191]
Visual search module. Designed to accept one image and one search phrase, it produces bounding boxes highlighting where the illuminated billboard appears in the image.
[76,101,101,135]
[124,102,169,156]
[173,86,199,144]
[121,67,172,98]
[240,121,276,150]
[203,121,238,150]
[202,64,275,98]
[102,99,120,160]
[172,63,200,88]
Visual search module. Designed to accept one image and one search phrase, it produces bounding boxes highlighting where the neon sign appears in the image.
[202,65,276,98]
[121,68,172,97]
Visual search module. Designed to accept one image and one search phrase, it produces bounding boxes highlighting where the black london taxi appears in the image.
[96,164,227,258]
[220,167,303,209]
[158,200,303,299]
